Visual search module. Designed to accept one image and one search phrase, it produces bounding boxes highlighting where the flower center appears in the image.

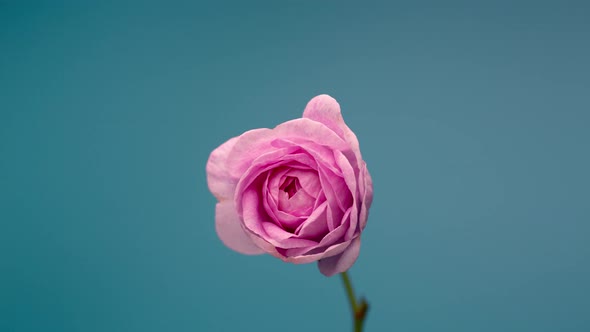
[280,176,300,199]
[276,174,316,218]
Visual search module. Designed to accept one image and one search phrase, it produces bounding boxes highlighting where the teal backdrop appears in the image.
[1,1,589,331]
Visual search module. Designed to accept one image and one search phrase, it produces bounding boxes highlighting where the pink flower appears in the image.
[206,95,373,276]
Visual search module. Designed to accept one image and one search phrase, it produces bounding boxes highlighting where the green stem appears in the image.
[340,271,368,332]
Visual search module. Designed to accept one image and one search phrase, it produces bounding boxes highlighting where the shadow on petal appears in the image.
[317,236,361,276]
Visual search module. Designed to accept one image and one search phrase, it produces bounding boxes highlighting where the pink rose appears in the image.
[206,95,373,276]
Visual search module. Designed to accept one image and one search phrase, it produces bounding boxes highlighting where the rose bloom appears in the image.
[206,95,373,276]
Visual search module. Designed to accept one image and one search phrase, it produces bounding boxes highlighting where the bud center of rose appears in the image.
[276,173,318,217]
[280,176,300,199]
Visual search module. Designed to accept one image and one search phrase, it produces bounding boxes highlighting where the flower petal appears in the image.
[283,240,351,264]
[274,118,350,153]
[241,183,315,250]
[227,128,275,179]
[359,162,373,230]
[286,169,322,198]
[278,188,314,216]
[320,207,351,247]
[262,222,318,249]
[319,167,349,230]
[215,201,264,255]
[206,137,239,201]
[317,236,361,276]
[295,201,329,240]
[271,138,340,175]
[335,150,360,240]
[302,95,345,135]
[235,147,311,214]
[302,94,361,160]
[263,167,302,228]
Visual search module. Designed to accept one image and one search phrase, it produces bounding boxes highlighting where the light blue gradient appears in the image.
[1,2,589,331]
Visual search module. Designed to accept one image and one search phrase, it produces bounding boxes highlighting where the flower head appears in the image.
[206,95,373,276]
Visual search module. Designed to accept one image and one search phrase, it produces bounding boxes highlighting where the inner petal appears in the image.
[280,176,300,199]
[278,176,316,217]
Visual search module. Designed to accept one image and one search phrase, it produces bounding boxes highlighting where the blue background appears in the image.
[1,1,589,331]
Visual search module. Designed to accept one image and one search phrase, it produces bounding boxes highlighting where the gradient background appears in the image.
[1,1,589,331]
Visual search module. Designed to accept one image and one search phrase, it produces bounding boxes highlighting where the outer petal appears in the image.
[282,207,352,261]
[274,118,350,153]
[302,95,361,160]
[359,162,373,230]
[283,240,351,264]
[317,236,361,276]
[271,138,341,175]
[206,137,239,201]
[227,116,351,195]
[227,128,276,179]
[335,150,359,240]
[215,201,264,255]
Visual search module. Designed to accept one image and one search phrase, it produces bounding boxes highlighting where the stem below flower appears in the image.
[340,271,369,332]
